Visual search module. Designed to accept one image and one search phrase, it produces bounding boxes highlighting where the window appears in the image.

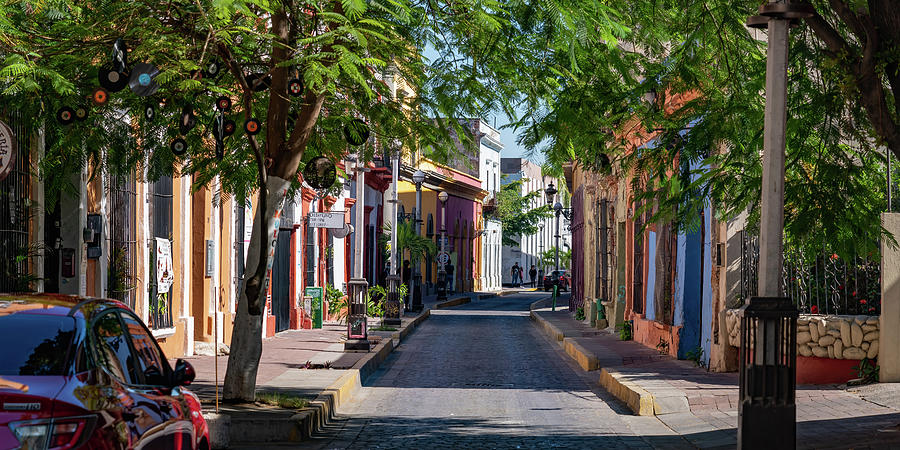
[120,312,169,386]
[108,174,137,309]
[0,315,75,376]
[92,312,139,384]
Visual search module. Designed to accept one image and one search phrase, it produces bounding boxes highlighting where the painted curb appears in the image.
[530,309,686,417]
[599,368,655,416]
[216,309,432,447]
[562,337,600,371]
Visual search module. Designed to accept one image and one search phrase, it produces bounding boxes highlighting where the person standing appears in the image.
[511,262,520,287]
[529,265,537,288]
[446,261,455,293]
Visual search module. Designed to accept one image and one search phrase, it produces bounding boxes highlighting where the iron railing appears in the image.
[107,174,137,309]
[739,231,881,315]
[0,115,33,292]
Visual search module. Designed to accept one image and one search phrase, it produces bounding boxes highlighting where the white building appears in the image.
[500,158,570,286]
[469,119,503,291]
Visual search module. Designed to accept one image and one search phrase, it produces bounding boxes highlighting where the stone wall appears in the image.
[725,310,879,361]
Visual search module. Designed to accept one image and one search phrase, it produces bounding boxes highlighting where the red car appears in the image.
[0,294,208,450]
[543,270,570,292]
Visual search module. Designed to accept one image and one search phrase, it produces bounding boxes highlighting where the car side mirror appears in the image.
[172,359,195,387]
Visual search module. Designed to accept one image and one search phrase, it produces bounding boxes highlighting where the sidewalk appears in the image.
[531,301,900,449]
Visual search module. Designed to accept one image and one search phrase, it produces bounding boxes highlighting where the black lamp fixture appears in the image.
[544,182,557,206]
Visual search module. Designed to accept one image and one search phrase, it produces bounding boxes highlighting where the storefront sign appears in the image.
[308,211,344,229]
[155,238,174,294]
[0,120,17,183]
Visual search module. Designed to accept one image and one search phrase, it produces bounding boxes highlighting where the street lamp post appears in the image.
[412,170,426,311]
[437,190,449,302]
[538,222,545,288]
[384,147,402,327]
[346,153,370,351]
[554,201,562,274]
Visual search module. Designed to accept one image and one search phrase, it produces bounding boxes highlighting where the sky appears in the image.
[491,114,544,165]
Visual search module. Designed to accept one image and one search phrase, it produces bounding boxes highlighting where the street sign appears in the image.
[0,120,16,183]
[308,211,344,229]
[438,251,449,265]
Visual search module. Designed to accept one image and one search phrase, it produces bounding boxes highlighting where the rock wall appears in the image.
[724,310,879,361]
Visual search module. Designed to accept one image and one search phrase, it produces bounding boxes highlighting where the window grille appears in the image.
[632,202,644,314]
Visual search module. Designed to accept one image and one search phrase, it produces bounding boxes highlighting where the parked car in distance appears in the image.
[543,270,570,292]
[0,294,208,450]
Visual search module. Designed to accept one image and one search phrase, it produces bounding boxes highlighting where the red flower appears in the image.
[831,253,839,260]
[860,299,867,305]
[869,307,876,312]
[810,305,819,314]
[852,291,857,297]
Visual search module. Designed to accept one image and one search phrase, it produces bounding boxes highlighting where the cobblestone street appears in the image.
[305,292,690,449]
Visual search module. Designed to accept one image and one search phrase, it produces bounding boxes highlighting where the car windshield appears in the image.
[0,315,76,375]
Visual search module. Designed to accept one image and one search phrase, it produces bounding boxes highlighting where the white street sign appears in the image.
[155,238,174,294]
[308,211,345,229]
[438,252,450,265]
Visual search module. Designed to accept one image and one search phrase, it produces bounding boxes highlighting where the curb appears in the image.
[435,295,471,309]
[530,309,689,417]
[598,368,655,416]
[210,309,432,448]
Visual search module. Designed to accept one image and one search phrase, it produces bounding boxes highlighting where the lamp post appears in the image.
[554,201,562,273]
[346,153,370,351]
[437,190,449,302]
[412,169,426,311]
[538,222,545,288]
[384,145,402,327]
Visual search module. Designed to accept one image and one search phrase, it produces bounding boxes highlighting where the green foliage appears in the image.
[685,346,706,368]
[539,247,571,270]
[616,320,633,341]
[520,0,900,260]
[574,306,585,321]
[488,177,552,247]
[366,284,386,318]
[380,221,436,262]
[854,358,879,384]
[327,286,348,323]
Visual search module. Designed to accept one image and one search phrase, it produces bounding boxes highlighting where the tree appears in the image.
[487,177,552,246]
[380,220,436,263]
[518,1,900,260]
[538,246,570,271]
[2,0,623,400]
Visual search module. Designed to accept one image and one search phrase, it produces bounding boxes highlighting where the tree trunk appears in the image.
[222,175,291,401]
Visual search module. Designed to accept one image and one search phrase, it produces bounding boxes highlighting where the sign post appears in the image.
[304,286,324,329]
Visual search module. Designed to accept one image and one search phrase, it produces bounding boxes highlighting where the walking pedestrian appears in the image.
[446,261,455,293]
[529,265,537,288]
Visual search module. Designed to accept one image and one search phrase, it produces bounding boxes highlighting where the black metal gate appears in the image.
[149,176,173,329]
[0,116,32,292]
[272,230,292,332]
[632,203,644,314]
[108,174,137,309]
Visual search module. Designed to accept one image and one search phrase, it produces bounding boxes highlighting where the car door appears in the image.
[117,311,195,450]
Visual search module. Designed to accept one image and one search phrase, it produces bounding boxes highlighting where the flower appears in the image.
[810,305,819,314]
[852,291,857,297]
[831,253,839,260]
[869,307,876,312]
[860,299,867,305]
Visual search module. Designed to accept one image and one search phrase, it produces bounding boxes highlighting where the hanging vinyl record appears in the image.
[144,103,155,121]
[129,62,160,97]
[91,87,109,106]
[111,38,128,73]
[74,106,88,121]
[246,73,271,92]
[170,138,187,155]
[343,118,369,146]
[215,96,232,111]
[288,78,304,97]
[179,105,196,134]
[98,67,129,92]
[223,119,236,137]
[244,118,261,135]
[204,60,222,79]
[56,107,75,125]
[302,156,337,190]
